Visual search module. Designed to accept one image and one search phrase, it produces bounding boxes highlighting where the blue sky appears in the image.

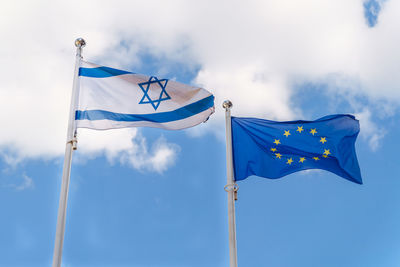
[1,0,400,266]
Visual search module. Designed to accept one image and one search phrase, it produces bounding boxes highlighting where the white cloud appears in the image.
[0,0,398,165]
[119,135,180,173]
[355,109,385,151]
[76,128,139,162]
[76,129,179,173]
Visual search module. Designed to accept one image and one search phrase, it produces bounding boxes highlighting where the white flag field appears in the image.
[76,61,215,130]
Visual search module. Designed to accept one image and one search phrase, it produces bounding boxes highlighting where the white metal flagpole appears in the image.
[223,100,238,267]
[52,38,85,267]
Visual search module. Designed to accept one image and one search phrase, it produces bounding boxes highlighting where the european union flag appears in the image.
[231,114,362,184]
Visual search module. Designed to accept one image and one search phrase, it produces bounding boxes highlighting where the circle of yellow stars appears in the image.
[269,126,331,165]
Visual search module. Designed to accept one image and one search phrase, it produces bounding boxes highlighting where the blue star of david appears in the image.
[138,76,171,110]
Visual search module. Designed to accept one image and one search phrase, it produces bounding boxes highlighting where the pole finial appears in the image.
[75,38,86,48]
[222,100,233,110]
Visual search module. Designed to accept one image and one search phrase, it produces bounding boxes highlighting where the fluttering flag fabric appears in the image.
[231,114,362,184]
[75,61,215,130]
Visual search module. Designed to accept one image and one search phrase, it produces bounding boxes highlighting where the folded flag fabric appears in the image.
[231,114,362,184]
[75,61,215,130]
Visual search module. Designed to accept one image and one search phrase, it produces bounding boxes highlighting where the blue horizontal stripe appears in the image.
[75,95,214,123]
[79,66,133,78]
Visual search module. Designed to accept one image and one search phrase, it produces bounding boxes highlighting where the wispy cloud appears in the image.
[3,173,34,191]
[355,109,385,151]
[15,174,34,191]
[0,150,23,168]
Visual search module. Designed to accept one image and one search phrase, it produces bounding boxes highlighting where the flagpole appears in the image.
[223,100,238,267]
[52,38,85,267]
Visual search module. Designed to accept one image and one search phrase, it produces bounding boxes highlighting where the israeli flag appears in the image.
[76,61,215,130]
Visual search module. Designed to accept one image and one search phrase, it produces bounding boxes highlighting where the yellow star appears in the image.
[320,137,327,144]
[296,126,304,133]
[283,130,291,137]
[299,157,306,163]
[275,153,282,159]
[270,147,277,152]
[313,157,320,161]
[323,155,328,158]
[273,139,281,145]
[323,149,331,156]
[286,158,293,165]
[310,128,317,135]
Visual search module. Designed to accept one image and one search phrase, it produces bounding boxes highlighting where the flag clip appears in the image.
[224,183,239,201]
[67,137,78,150]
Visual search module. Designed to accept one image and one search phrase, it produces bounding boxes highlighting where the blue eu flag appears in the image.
[231,114,362,184]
